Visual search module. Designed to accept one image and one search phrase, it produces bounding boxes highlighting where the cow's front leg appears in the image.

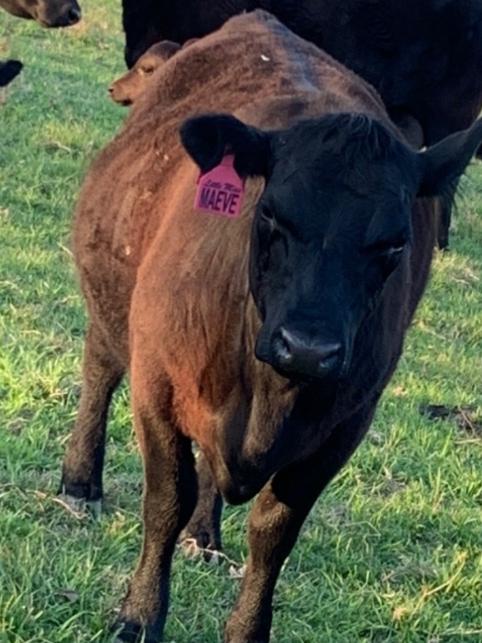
[224,403,377,643]
[114,371,197,643]
[182,452,223,558]
[60,322,123,511]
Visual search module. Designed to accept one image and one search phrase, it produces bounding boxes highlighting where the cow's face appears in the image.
[109,41,180,106]
[249,117,422,383]
[181,113,482,383]
[0,0,81,26]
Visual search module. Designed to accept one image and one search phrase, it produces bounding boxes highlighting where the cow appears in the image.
[0,59,22,87]
[121,0,482,249]
[109,41,182,106]
[0,0,81,81]
[59,12,482,642]
[120,0,482,146]
[0,0,81,27]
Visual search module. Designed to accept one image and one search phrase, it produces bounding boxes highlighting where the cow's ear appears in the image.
[180,114,271,177]
[417,119,482,197]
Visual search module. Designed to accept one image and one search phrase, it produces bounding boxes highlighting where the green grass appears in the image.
[1,3,481,641]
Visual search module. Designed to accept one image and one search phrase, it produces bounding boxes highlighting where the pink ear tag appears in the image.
[194,155,245,218]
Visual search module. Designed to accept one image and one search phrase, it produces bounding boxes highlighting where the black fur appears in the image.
[122,0,482,146]
[0,59,22,87]
[180,114,271,177]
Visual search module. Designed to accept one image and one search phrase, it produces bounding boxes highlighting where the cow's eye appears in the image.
[372,243,407,277]
[364,241,407,276]
[382,244,405,256]
[366,240,406,256]
[140,66,154,75]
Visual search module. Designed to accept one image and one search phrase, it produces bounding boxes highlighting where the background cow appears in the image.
[0,0,81,95]
[0,59,22,87]
[121,0,482,249]
[0,0,80,27]
[109,41,181,106]
[121,0,482,146]
[60,12,482,642]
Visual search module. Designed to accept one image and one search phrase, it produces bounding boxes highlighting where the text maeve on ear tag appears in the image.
[194,155,245,217]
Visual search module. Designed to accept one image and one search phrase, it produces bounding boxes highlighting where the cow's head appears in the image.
[0,0,81,27]
[109,41,181,106]
[181,113,482,384]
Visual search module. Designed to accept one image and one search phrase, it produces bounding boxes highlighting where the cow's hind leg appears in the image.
[436,187,457,251]
[182,452,223,559]
[60,323,123,511]
[224,404,376,643]
[114,370,197,643]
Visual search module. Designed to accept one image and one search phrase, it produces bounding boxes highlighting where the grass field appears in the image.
[1,2,481,642]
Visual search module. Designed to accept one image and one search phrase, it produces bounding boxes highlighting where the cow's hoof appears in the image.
[112,620,158,643]
[180,536,222,564]
[57,489,103,518]
[58,475,103,517]
[59,472,103,505]
[180,520,222,562]
[111,620,142,642]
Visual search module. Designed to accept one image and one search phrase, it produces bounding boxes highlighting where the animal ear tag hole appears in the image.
[194,154,245,217]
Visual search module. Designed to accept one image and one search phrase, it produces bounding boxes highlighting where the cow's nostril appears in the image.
[67,7,81,24]
[271,328,343,379]
[316,343,342,374]
[108,86,114,94]
[273,331,293,366]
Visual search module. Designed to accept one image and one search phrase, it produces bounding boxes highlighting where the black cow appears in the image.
[121,0,482,144]
[0,0,80,27]
[123,0,482,138]
[121,0,482,248]
[0,59,22,87]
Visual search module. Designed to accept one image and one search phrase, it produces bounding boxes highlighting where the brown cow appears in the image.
[109,41,182,106]
[60,12,482,642]
[0,0,80,27]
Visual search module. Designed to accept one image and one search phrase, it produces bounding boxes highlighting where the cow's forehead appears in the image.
[269,115,416,180]
[261,159,412,241]
[267,154,411,203]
